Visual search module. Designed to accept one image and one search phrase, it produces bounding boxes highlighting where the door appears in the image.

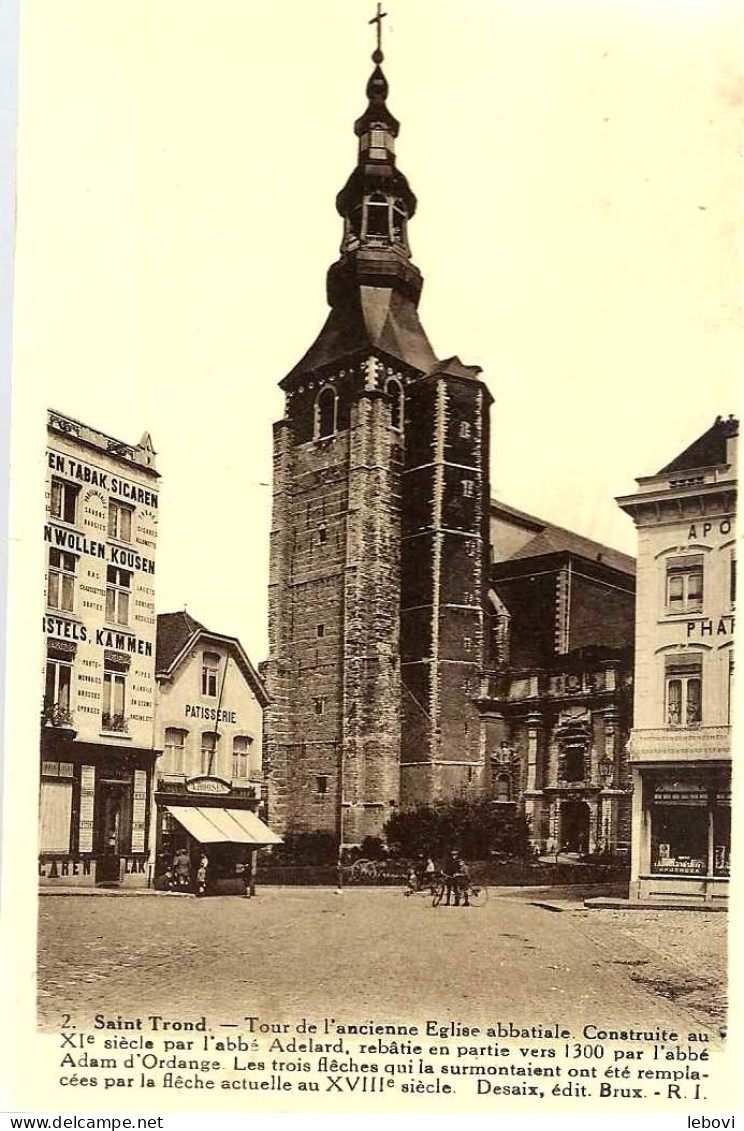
[560,800,591,855]
[97,783,125,883]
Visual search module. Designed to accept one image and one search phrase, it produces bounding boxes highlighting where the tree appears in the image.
[384,797,530,860]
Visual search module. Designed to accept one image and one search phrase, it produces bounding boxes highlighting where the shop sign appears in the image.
[653,781,708,806]
[131,770,147,853]
[79,766,95,853]
[186,775,231,796]
[686,615,734,639]
[185,704,237,724]
[122,858,147,874]
[39,858,93,878]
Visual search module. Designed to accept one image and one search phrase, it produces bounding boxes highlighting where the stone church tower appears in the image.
[264,35,491,843]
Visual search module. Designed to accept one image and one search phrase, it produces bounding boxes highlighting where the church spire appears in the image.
[329,9,421,307]
[282,7,438,385]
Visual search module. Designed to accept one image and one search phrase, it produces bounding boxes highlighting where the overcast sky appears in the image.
[11,0,742,662]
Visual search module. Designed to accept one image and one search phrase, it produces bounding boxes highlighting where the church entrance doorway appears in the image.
[560,800,591,855]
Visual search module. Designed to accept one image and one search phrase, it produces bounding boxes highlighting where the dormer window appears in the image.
[386,378,404,431]
[315,387,337,439]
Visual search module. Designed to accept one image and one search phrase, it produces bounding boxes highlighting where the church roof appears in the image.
[282,284,439,386]
[491,499,635,576]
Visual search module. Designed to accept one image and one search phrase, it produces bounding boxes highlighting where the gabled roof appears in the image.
[155,612,268,707]
[658,415,738,475]
[156,611,206,673]
[491,498,635,576]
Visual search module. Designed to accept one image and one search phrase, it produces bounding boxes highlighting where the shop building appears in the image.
[153,611,279,890]
[478,501,635,856]
[39,410,159,887]
[617,416,737,905]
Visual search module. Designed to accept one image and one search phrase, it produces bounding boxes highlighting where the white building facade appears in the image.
[617,416,736,906]
[153,612,274,890]
[40,410,159,887]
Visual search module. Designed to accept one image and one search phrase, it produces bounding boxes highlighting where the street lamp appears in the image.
[599,755,615,789]
[598,755,615,855]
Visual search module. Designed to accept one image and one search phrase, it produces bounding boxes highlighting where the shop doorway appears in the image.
[97,782,128,884]
[560,800,591,855]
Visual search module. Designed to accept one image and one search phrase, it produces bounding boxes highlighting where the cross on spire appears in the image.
[369,3,387,62]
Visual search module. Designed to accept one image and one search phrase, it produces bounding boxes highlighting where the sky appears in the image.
[10,0,742,663]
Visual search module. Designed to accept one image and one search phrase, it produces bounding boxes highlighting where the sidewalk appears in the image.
[39,886,193,897]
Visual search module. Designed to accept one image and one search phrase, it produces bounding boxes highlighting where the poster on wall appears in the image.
[0,0,741,1121]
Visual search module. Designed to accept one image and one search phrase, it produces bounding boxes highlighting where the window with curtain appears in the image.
[201,732,219,775]
[107,499,133,542]
[164,728,187,774]
[48,549,76,611]
[232,735,253,781]
[665,655,703,727]
[102,670,127,731]
[202,652,220,698]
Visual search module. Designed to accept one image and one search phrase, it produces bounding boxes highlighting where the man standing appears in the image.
[443,849,470,907]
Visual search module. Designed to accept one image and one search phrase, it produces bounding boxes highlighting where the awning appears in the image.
[165,805,282,846]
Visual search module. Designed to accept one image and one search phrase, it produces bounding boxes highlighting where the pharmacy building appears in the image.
[618,415,736,906]
[39,410,159,887]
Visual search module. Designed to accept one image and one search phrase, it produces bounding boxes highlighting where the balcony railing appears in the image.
[628,726,730,763]
[41,702,74,728]
[101,712,129,734]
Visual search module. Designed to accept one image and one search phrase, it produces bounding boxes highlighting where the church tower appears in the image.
[264,19,492,842]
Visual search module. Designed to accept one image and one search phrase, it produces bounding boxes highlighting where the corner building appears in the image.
[39,410,159,886]
[617,416,736,905]
[264,47,491,841]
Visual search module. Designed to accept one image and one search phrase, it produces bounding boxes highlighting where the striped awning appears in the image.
[165,805,282,846]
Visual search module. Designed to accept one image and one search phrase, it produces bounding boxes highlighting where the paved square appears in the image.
[37,887,726,1038]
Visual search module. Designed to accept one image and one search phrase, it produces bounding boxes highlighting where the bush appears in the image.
[270,829,339,866]
[359,836,386,860]
[384,797,530,861]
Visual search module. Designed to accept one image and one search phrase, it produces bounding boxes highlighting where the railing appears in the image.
[41,702,74,728]
[628,726,730,762]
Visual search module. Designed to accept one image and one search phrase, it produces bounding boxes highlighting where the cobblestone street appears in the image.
[38,887,727,1037]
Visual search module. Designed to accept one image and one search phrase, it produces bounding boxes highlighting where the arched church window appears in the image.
[564,747,585,782]
[366,193,390,238]
[386,378,404,431]
[494,772,512,803]
[315,387,337,439]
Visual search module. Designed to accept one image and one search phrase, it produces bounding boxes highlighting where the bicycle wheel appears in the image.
[468,883,488,907]
[432,880,445,907]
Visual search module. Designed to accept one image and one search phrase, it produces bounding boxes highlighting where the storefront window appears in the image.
[651,780,708,874]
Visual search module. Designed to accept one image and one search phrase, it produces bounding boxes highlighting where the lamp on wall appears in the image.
[599,754,615,789]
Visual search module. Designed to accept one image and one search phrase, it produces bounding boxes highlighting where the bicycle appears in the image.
[431,874,488,907]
